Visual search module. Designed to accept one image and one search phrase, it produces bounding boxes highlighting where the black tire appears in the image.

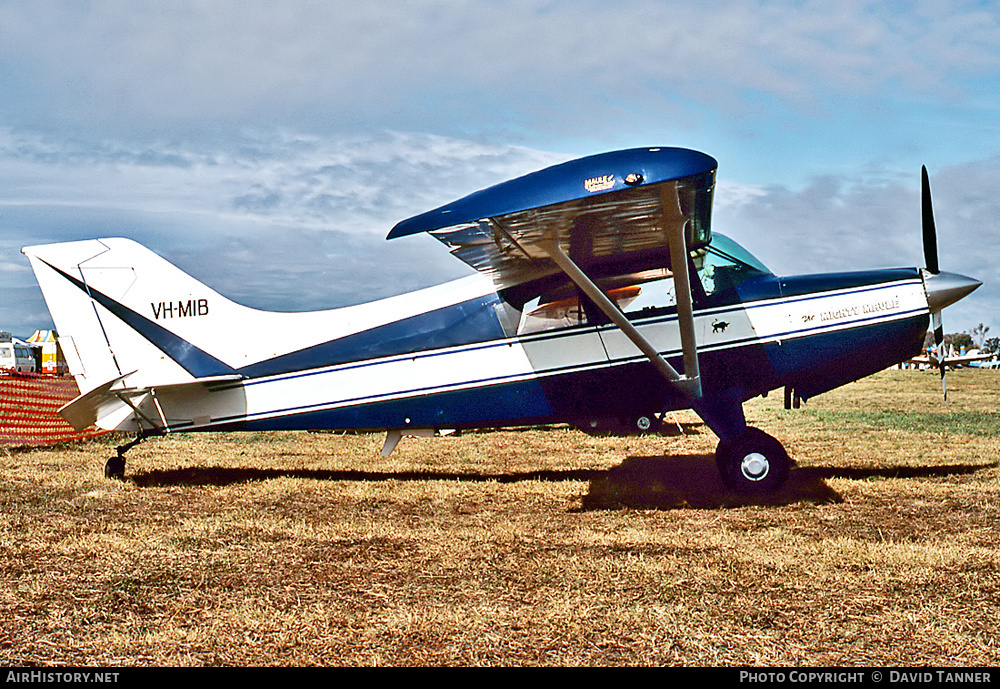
[104,456,125,481]
[715,427,790,494]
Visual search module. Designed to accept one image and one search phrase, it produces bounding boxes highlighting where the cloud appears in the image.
[714,156,1000,331]
[0,128,569,334]
[3,127,996,344]
[2,1,998,145]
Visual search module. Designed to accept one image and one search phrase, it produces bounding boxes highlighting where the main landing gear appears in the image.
[692,390,793,495]
[577,411,663,436]
[714,427,791,495]
[579,403,793,493]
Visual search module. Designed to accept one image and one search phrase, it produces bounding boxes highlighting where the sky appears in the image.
[2,0,1000,345]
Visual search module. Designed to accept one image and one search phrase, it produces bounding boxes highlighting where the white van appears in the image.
[0,340,37,373]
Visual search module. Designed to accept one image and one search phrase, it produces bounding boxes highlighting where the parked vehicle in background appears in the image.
[0,335,37,373]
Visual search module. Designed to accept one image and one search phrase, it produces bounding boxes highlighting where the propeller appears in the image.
[920,167,983,403]
[922,166,939,275]
[921,166,948,401]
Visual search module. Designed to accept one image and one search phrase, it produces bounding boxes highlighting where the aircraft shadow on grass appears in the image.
[128,455,995,510]
[579,456,995,510]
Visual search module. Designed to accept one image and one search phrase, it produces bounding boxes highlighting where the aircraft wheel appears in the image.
[577,413,660,436]
[715,428,790,494]
[635,414,657,433]
[104,456,125,481]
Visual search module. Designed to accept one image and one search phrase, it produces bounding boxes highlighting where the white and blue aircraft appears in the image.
[22,147,980,493]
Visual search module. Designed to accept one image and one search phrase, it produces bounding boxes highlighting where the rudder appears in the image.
[22,238,243,395]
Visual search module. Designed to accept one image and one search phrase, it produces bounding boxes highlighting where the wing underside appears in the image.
[389,147,719,399]
[390,147,717,291]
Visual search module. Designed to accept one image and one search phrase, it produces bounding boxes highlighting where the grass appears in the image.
[1,368,999,666]
[801,409,1000,436]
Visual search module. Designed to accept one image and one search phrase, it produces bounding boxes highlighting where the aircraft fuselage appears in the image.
[178,266,928,438]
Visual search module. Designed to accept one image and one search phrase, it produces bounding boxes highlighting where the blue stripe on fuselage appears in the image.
[243,376,555,431]
[237,293,509,379]
[766,314,928,400]
[779,267,921,298]
[766,269,928,399]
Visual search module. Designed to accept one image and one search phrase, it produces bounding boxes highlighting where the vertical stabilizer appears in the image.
[22,238,240,395]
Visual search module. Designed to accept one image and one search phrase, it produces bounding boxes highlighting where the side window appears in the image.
[518,293,589,335]
[620,277,676,316]
[516,274,678,335]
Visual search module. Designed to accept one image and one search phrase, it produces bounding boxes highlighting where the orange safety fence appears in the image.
[0,371,108,447]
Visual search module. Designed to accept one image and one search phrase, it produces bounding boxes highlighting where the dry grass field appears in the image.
[2,368,998,666]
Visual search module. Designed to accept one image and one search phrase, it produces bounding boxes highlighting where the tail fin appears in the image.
[23,236,489,432]
[22,238,244,396]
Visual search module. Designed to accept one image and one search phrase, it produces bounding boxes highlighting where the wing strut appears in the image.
[538,237,702,399]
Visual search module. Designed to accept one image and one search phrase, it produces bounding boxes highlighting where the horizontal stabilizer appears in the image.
[59,373,244,432]
[59,373,134,432]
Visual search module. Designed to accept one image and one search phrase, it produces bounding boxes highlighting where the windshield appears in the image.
[694,233,771,299]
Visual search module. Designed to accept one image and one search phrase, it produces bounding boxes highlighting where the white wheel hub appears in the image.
[740,452,770,482]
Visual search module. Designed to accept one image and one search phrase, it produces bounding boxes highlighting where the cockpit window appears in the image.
[693,233,771,299]
[512,233,771,336]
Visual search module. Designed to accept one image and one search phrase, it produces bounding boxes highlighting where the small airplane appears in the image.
[905,344,995,401]
[22,147,981,494]
[907,346,994,370]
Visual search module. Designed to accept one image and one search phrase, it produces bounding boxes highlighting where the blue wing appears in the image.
[388,147,718,289]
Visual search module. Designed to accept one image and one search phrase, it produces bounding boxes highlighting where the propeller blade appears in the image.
[923,167,949,402]
[940,358,948,404]
[932,310,948,404]
[922,166,940,275]
[932,310,945,350]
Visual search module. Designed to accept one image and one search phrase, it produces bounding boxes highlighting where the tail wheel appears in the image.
[104,456,125,481]
[715,427,791,494]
